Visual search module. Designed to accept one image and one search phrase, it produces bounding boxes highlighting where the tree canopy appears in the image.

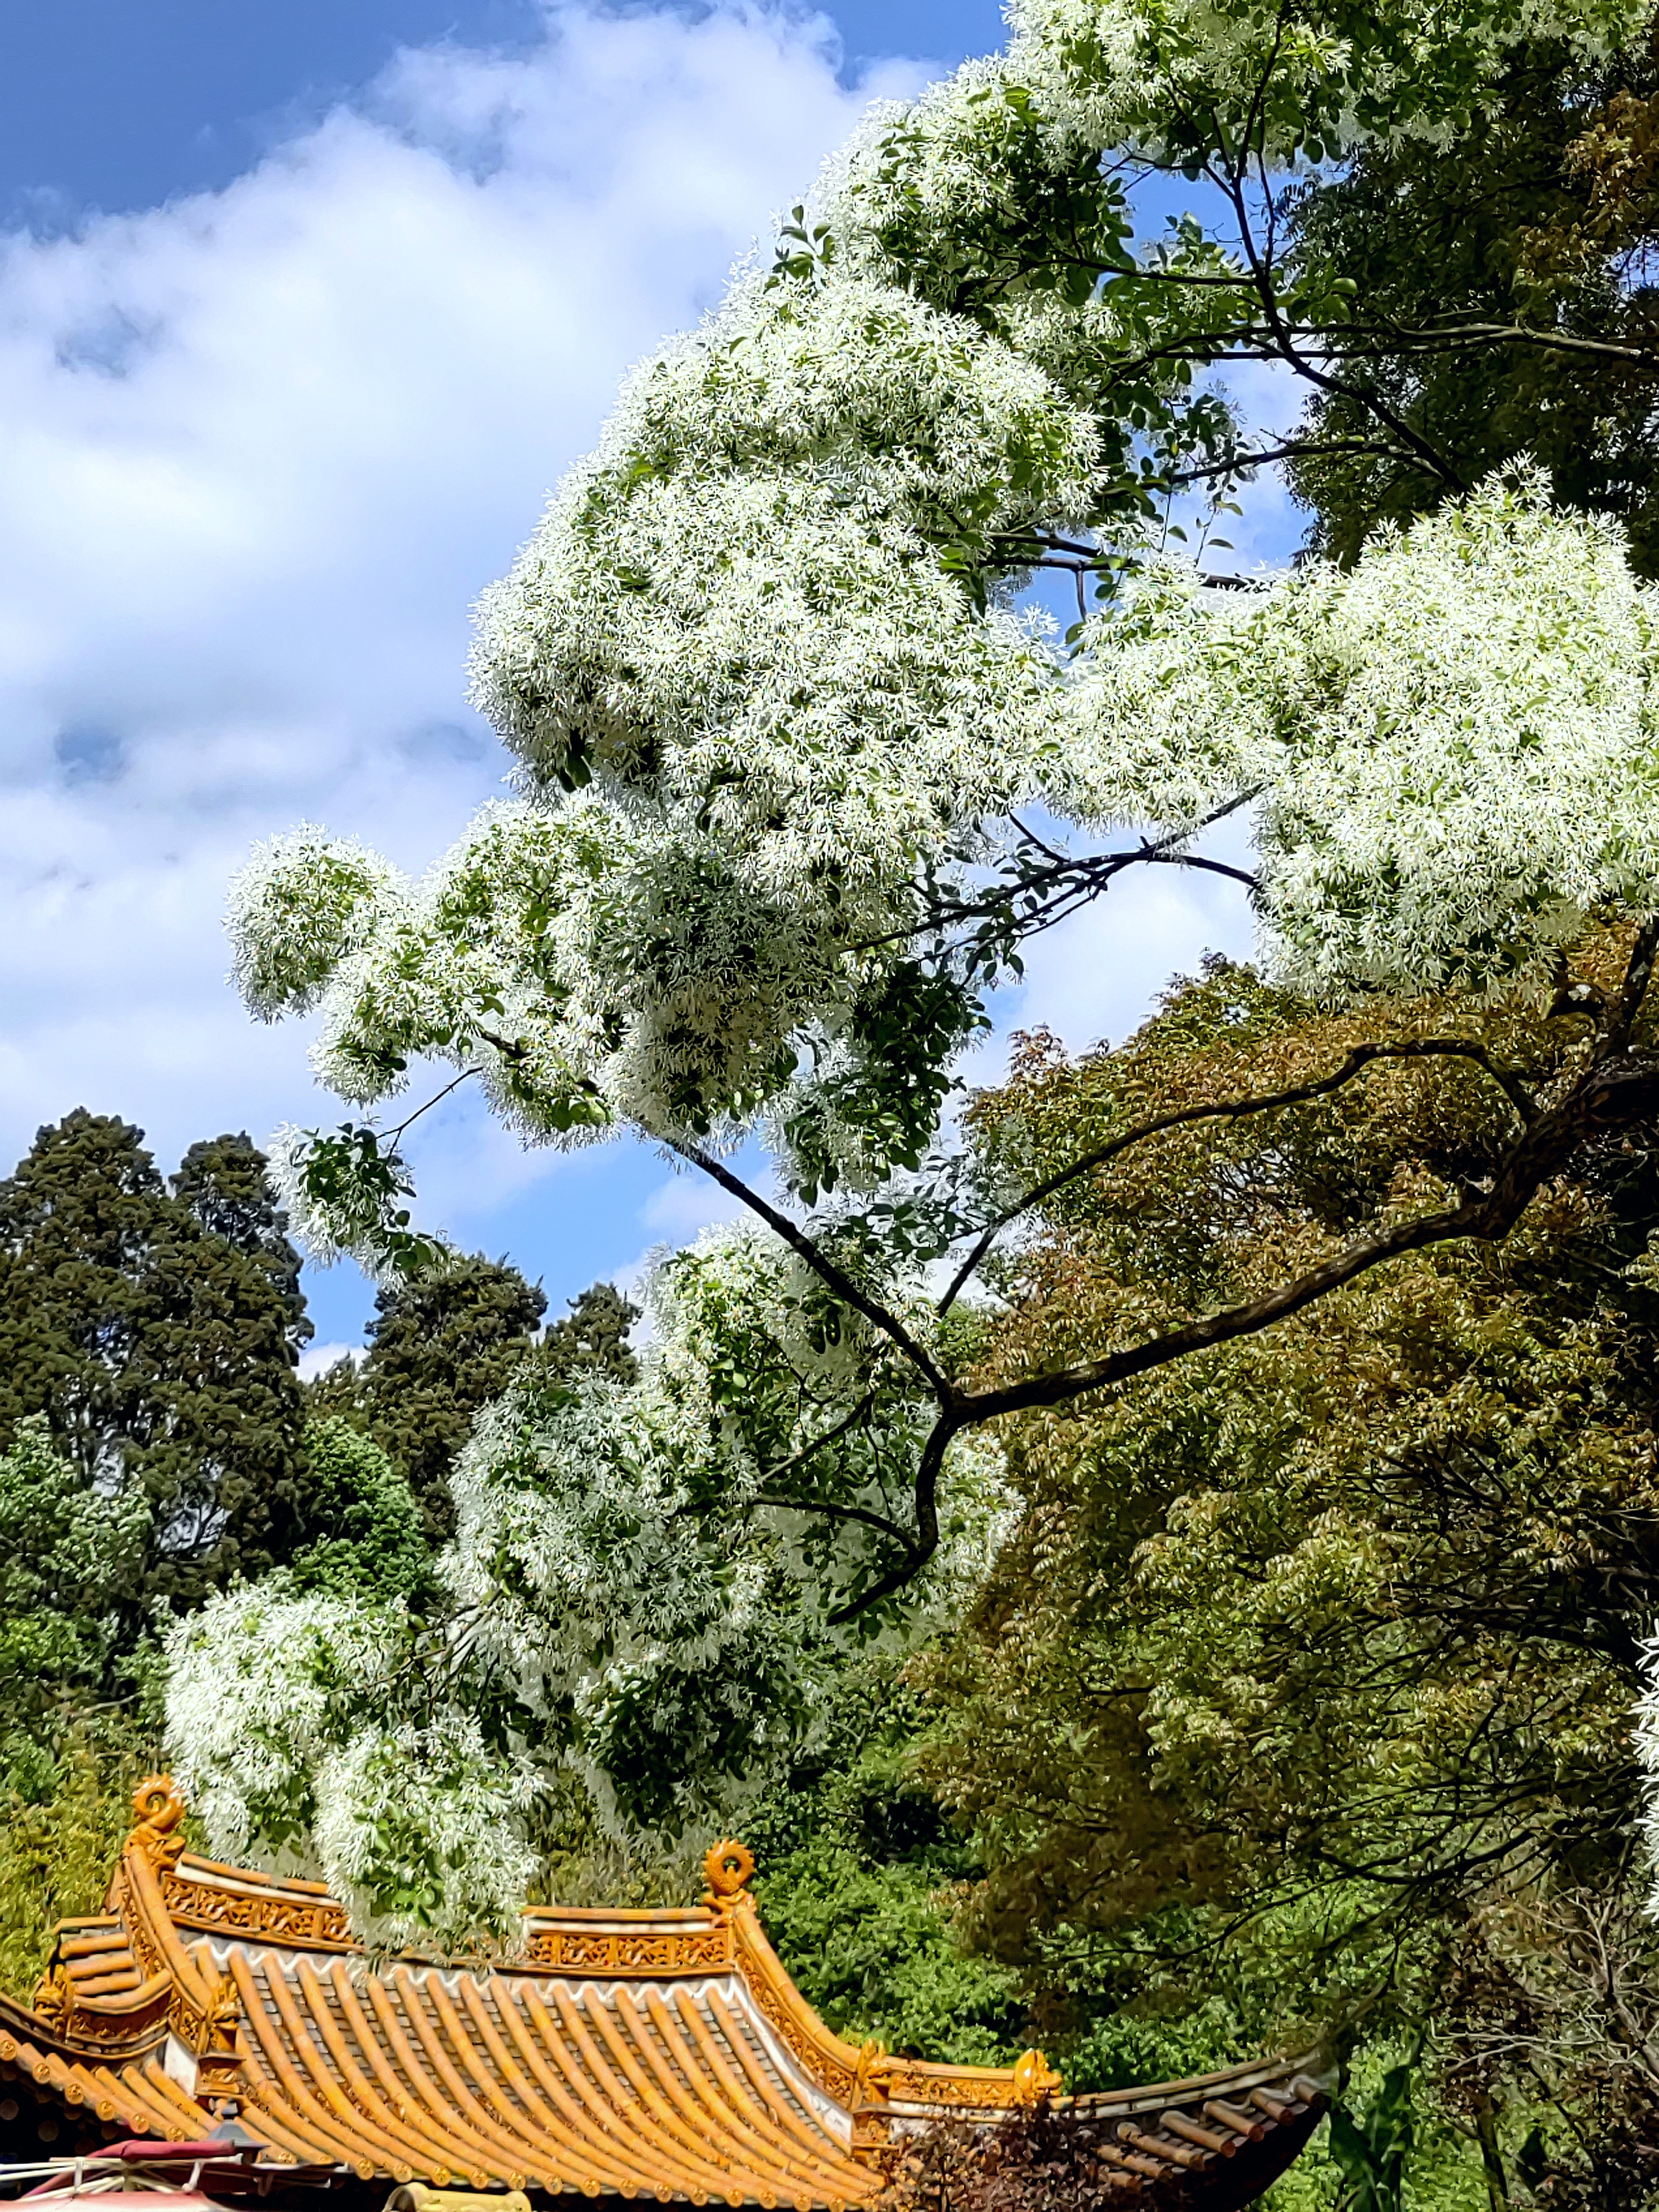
[0,1112,310,1612]
[310,1253,548,1540]
[187,0,1659,2015]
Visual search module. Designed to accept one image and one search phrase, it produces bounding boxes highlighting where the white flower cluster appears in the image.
[440,1222,949,1833]
[163,1584,538,1954]
[1068,479,1659,992]
[1636,1633,1659,1914]
[162,1227,1006,1916]
[1002,0,1634,161]
[229,0,1659,1221]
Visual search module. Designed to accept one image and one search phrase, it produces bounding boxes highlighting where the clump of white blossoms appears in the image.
[164,1584,538,1954]
[203,0,1659,1934]
[164,1227,1003,1944]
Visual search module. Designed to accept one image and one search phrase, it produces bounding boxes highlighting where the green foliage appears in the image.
[0,1720,156,1999]
[1327,2048,1417,2212]
[908,935,1659,2202]
[285,1416,431,1603]
[538,1282,640,1387]
[748,1666,1027,2066]
[277,1124,451,1280]
[1287,33,1659,574]
[0,1110,309,1614]
[0,1416,146,1781]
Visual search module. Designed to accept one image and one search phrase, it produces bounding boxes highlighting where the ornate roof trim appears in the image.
[0,1785,1328,2206]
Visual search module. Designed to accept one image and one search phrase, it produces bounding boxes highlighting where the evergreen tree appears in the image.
[315,1255,547,1541]
[0,1111,309,1614]
[540,1283,640,1387]
[173,1131,310,1343]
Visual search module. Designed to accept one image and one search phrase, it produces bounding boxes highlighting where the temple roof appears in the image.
[0,1780,1326,2207]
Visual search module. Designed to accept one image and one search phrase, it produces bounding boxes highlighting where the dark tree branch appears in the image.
[825,1410,953,1624]
[386,1065,480,1145]
[1166,437,1423,485]
[958,1050,1659,1428]
[1221,162,1466,493]
[937,1037,1537,1314]
[1598,916,1659,1061]
[661,1134,951,1398]
[751,1492,911,1546]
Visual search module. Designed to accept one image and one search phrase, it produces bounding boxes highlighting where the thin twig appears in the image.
[387,1065,479,1146]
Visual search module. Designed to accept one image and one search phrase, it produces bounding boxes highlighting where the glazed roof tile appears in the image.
[0,1780,1326,2206]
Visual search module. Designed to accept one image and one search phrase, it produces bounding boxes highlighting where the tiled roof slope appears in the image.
[0,1780,1326,2205]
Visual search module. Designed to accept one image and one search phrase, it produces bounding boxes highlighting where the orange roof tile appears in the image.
[0,1779,1326,2205]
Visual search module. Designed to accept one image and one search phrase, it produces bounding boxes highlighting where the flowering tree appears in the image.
[176,0,1659,1942]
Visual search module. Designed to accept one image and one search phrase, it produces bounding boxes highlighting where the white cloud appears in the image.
[0,4,919,1200]
[298,1341,361,1382]
[638,1161,754,1242]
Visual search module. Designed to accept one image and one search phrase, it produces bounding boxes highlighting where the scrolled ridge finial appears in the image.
[702,1838,756,1911]
[1011,2049,1062,2106]
[128,1773,188,1872]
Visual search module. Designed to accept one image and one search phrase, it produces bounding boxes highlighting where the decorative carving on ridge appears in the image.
[183,1968,242,2058]
[521,1925,731,1976]
[883,2064,1040,2111]
[732,1914,859,2106]
[1011,2049,1062,2106]
[127,1775,187,1873]
[702,1838,756,1911]
[0,1976,169,2063]
[32,1966,71,2036]
[853,2040,895,2107]
[158,1868,354,1951]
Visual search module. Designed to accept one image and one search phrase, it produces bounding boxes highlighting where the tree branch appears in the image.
[1166,437,1423,486]
[755,1389,878,1490]
[958,1053,1659,1426]
[825,1409,953,1624]
[661,1134,952,1398]
[937,1037,1537,1314]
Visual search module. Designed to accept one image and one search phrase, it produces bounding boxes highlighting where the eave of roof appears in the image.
[0,1778,1329,2207]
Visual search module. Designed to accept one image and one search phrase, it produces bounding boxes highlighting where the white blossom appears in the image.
[1068,479,1659,992]
[211,0,1659,1931]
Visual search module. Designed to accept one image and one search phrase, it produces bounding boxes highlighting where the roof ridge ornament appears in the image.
[1011,2049,1062,2106]
[127,1774,188,1874]
[700,1838,756,1912]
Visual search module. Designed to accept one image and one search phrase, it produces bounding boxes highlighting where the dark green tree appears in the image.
[0,1110,309,1614]
[1285,32,1659,571]
[173,1131,310,1342]
[539,1282,640,1387]
[312,1255,548,1540]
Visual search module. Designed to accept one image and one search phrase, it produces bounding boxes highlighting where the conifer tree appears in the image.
[540,1283,640,1387]
[173,1131,310,1343]
[0,1111,309,1614]
[312,1255,547,1540]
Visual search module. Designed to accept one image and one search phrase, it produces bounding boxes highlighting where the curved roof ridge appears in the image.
[0,1790,1327,2207]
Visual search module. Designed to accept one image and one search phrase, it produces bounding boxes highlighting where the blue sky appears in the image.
[0,3,1005,216]
[0,1,1285,1359]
